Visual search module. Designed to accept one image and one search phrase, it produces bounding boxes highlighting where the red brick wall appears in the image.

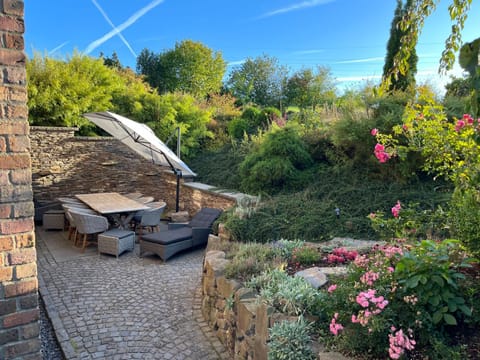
[0,1,40,359]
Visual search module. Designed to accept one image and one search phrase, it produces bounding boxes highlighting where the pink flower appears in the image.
[327,284,337,293]
[381,245,403,258]
[329,313,344,336]
[463,114,474,125]
[374,143,390,163]
[388,328,416,359]
[371,128,378,136]
[391,201,401,218]
[360,271,380,286]
[402,124,408,131]
[455,119,465,132]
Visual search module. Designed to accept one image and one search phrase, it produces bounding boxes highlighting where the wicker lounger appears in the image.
[139,208,222,261]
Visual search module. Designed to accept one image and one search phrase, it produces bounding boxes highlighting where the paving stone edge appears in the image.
[38,272,77,359]
[192,286,230,360]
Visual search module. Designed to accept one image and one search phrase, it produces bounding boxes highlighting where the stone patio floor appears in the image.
[36,225,229,359]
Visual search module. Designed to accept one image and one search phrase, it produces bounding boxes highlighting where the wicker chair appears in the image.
[136,196,155,204]
[123,192,143,200]
[135,202,166,236]
[57,197,86,206]
[68,210,109,252]
[62,204,98,242]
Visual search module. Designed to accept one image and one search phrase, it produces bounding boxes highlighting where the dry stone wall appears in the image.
[29,127,236,216]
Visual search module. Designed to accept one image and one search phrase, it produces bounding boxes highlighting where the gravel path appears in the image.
[39,295,65,360]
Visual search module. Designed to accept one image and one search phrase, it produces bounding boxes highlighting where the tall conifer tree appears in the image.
[383,0,418,92]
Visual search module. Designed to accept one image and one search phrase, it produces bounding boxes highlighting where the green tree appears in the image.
[110,67,157,119]
[458,37,480,116]
[136,40,226,98]
[137,92,214,158]
[101,51,123,69]
[445,75,472,98]
[27,52,123,133]
[226,55,288,108]
[285,66,336,110]
[383,0,418,92]
[136,49,163,91]
[384,0,473,88]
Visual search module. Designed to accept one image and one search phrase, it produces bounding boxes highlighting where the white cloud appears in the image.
[258,0,336,19]
[90,0,136,58]
[84,0,164,55]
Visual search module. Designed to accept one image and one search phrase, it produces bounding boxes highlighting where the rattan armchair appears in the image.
[68,210,109,252]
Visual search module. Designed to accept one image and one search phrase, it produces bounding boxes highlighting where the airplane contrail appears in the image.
[258,0,336,19]
[90,0,136,58]
[84,0,164,55]
[49,41,69,56]
[334,57,384,64]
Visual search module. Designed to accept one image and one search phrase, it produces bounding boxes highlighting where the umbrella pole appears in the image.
[175,170,182,212]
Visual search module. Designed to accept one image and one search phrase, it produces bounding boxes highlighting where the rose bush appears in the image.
[317,240,475,359]
[371,87,480,256]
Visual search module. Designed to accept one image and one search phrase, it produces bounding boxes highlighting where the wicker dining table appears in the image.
[75,192,150,229]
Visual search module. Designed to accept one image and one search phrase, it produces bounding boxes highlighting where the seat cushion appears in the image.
[141,227,192,245]
[188,208,222,228]
[101,228,135,239]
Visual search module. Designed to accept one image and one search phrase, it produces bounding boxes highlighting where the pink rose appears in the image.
[455,120,465,132]
[328,284,337,293]
[371,128,378,136]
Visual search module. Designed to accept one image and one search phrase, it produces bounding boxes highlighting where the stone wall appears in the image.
[201,239,269,360]
[29,127,236,216]
[201,232,351,360]
[0,1,41,358]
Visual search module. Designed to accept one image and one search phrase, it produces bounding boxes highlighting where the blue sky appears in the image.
[24,0,479,94]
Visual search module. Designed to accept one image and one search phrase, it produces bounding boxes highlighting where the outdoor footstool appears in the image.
[98,229,135,258]
[43,210,65,230]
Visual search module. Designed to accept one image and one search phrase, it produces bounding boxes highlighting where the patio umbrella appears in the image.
[83,111,196,212]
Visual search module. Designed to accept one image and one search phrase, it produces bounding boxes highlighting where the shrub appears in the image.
[224,243,282,282]
[271,239,305,260]
[227,117,249,140]
[292,246,321,266]
[239,125,313,194]
[268,316,316,360]
[368,200,449,242]
[448,188,480,256]
[247,269,321,316]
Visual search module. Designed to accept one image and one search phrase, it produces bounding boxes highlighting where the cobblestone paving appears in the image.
[36,228,229,360]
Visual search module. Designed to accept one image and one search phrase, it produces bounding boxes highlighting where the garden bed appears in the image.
[203,226,480,360]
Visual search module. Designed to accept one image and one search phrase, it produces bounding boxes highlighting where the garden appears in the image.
[25,5,480,356]
[200,89,480,359]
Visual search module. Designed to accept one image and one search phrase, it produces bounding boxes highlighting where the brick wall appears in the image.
[29,127,236,216]
[0,1,41,359]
